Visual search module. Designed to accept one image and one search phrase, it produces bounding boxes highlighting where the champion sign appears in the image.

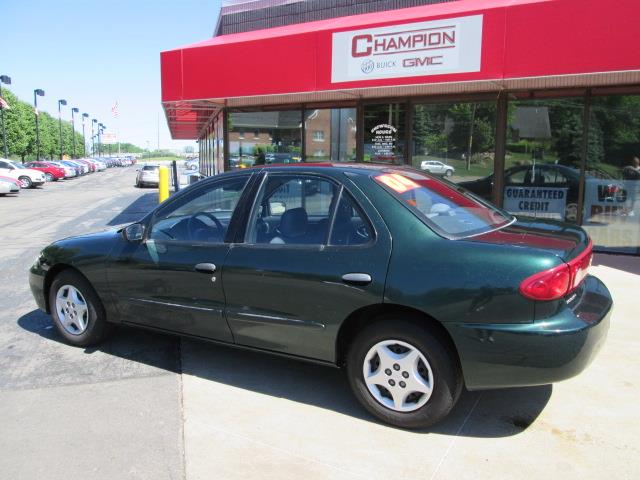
[331,15,483,83]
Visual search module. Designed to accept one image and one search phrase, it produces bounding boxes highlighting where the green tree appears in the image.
[0,89,35,161]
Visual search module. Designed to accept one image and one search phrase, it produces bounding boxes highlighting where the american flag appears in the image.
[111,101,119,118]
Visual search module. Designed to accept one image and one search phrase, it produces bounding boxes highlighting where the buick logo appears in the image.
[361,59,374,74]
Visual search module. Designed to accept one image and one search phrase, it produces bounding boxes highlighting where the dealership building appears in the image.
[161,0,640,255]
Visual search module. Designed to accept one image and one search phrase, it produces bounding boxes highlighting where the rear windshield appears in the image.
[374,170,514,239]
[142,165,159,171]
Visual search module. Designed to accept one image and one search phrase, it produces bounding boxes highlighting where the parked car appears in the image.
[25,161,66,182]
[420,160,455,177]
[74,159,95,173]
[67,159,90,174]
[185,159,199,171]
[60,160,84,176]
[29,164,611,429]
[48,161,77,178]
[135,164,160,187]
[0,176,20,195]
[264,152,301,164]
[458,163,627,222]
[0,158,46,188]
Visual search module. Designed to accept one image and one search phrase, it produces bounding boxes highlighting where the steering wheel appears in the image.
[187,212,224,240]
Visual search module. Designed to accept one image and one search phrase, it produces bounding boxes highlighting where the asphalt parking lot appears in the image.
[0,167,638,480]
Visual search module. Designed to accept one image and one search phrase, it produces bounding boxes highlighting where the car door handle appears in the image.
[194,263,217,273]
[342,273,372,285]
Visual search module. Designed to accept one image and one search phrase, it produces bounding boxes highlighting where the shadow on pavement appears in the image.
[593,252,640,275]
[107,192,158,226]
[17,309,181,375]
[18,308,551,437]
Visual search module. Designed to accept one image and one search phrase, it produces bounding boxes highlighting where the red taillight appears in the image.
[520,240,593,301]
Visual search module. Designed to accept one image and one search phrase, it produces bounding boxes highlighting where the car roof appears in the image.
[243,162,410,176]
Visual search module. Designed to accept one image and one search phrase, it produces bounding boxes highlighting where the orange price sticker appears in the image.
[375,173,420,194]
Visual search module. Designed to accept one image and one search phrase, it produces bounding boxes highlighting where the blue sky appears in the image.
[2,0,221,151]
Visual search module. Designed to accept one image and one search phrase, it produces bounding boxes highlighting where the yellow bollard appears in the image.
[158,165,170,203]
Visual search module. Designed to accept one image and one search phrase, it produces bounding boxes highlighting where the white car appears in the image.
[420,160,455,177]
[49,161,77,178]
[0,177,20,195]
[136,165,160,187]
[0,158,46,188]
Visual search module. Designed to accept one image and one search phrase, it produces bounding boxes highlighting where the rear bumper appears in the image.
[448,275,612,390]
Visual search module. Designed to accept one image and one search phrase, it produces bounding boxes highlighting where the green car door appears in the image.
[223,171,392,363]
[106,174,252,341]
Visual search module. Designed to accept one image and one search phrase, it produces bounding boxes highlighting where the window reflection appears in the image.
[228,111,302,169]
[582,95,640,253]
[304,108,356,162]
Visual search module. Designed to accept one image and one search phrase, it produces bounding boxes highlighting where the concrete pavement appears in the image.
[0,167,638,479]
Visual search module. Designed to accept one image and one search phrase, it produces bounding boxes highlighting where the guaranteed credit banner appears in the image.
[331,15,483,83]
[503,186,568,219]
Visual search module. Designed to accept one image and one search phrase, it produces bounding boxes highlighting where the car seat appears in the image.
[270,207,309,244]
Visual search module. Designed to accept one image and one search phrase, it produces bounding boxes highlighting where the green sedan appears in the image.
[29,164,611,429]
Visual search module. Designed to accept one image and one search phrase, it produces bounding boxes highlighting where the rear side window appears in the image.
[374,170,513,239]
[142,165,158,171]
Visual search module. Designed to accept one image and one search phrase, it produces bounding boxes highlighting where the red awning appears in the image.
[161,0,640,139]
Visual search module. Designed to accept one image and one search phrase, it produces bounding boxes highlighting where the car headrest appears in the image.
[278,207,308,238]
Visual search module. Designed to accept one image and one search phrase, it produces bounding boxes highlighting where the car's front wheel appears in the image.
[445,169,453,177]
[49,269,112,347]
[347,317,462,429]
[18,176,32,188]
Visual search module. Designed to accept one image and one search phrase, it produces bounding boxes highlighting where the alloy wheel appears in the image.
[55,285,90,335]
[362,339,434,412]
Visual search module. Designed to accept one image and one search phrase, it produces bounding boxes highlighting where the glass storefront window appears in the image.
[364,103,405,164]
[228,111,302,169]
[581,95,640,254]
[412,101,496,185]
[491,97,585,223]
[304,108,356,162]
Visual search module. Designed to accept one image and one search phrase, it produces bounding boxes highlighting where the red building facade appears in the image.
[161,0,640,254]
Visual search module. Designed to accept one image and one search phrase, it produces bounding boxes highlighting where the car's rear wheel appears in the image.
[49,270,112,347]
[45,172,55,182]
[18,176,32,188]
[346,317,462,429]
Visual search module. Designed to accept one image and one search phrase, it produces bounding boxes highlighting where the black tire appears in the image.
[49,269,113,347]
[45,172,55,182]
[18,176,32,188]
[346,316,462,429]
[445,169,453,177]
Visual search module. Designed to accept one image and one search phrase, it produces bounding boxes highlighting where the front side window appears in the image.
[246,175,338,245]
[149,176,249,243]
[375,170,513,239]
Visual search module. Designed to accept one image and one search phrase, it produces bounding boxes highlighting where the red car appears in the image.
[25,161,67,182]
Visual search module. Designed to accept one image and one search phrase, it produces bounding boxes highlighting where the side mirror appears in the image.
[123,223,145,242]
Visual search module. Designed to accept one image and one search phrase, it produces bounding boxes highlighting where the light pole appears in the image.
[82,113,89,156]
[0,75,11,158]
[98,123,104,156]
[70,107,79,159]
[91,118,97,156]
[33,89,45,160]
[57,99,67,160]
